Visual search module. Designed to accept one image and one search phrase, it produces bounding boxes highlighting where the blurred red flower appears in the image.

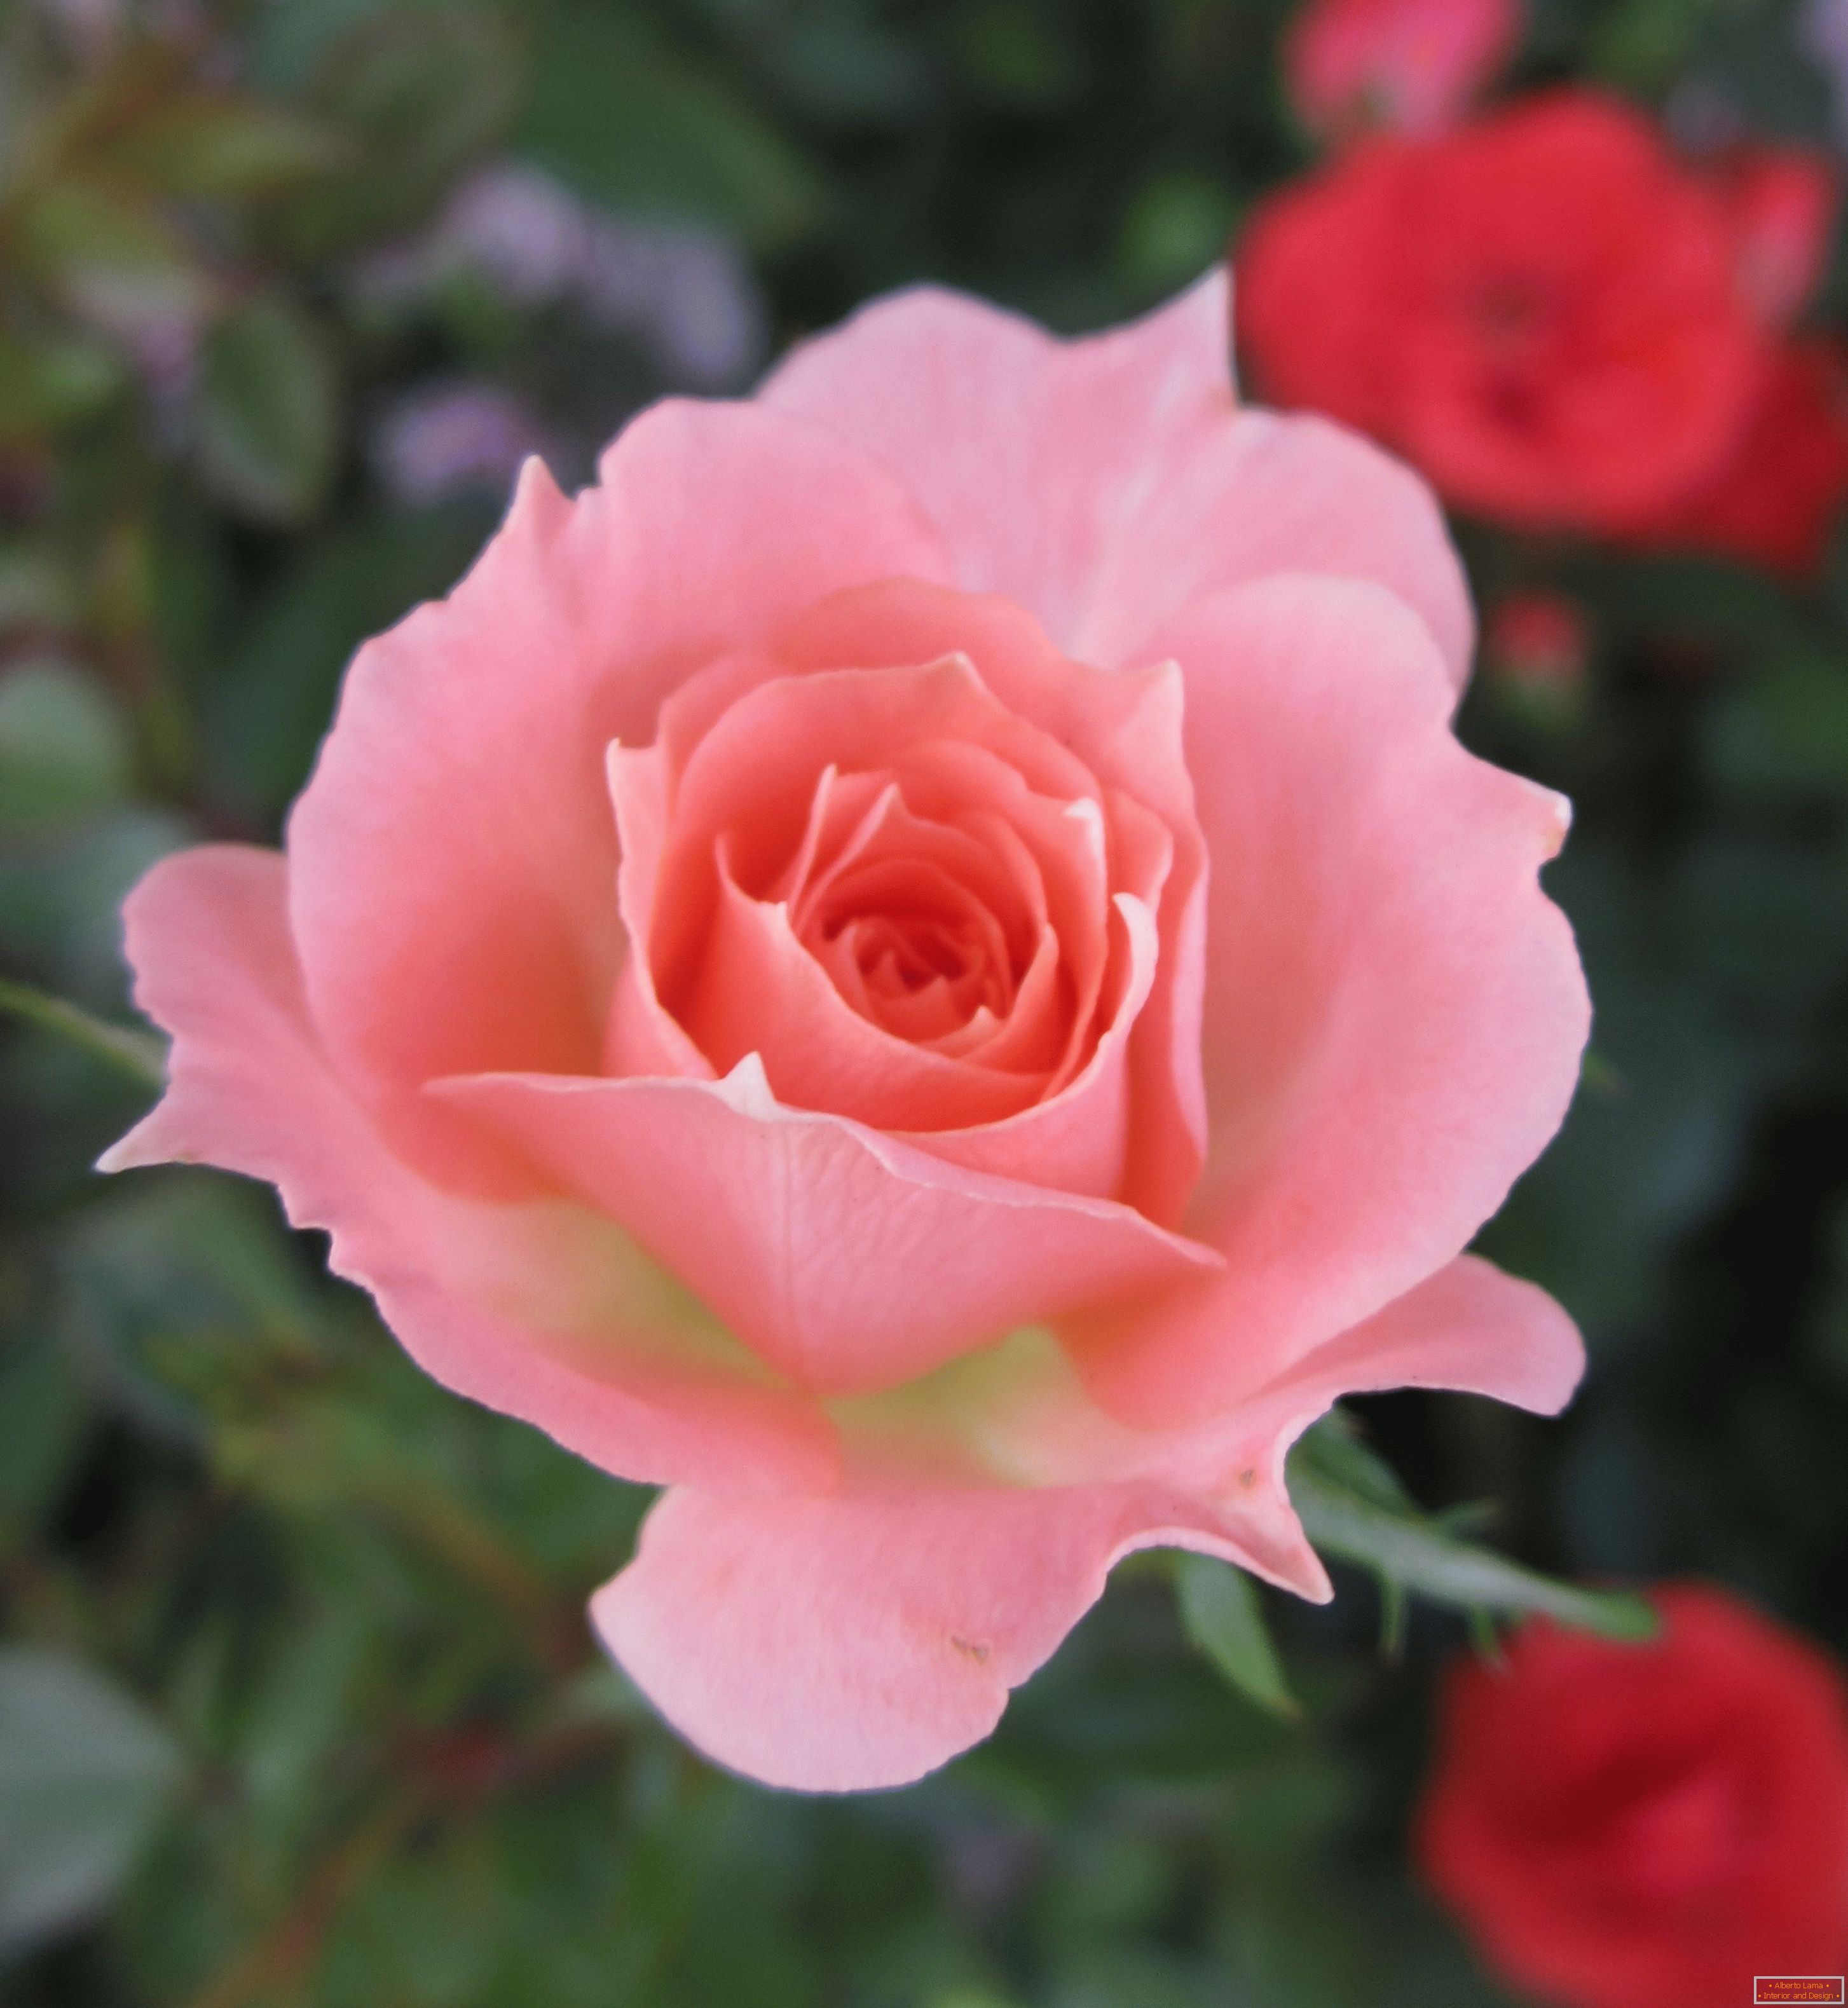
[1626,146,1845,577]
[1711,145,1838,324]
[1284,0,1521,140]
[1418,1584,1848,2008]
[1635,336,1848,579]
[1237,91,1782,534]
[1485,589,1589,688]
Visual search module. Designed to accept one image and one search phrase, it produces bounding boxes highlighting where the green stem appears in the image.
[0,977,166,1088]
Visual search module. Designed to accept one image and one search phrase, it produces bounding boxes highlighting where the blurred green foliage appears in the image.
[4,0,1848,2003]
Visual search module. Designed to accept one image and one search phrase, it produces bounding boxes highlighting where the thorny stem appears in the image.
[179,1787,424,2008]
[177,1720,624,2008]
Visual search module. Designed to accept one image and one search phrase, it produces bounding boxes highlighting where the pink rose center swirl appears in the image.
[597,577,1197,1258]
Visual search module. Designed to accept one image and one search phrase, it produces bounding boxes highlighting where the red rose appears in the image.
[1418,1585,1848,2008]
[1237,91,1773,533]
[1634,337,1848,580]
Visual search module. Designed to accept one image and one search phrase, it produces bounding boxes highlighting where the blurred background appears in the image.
[4,0,1848,2002]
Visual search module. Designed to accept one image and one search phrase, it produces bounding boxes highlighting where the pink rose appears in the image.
[103,272,1590,1791]
[1284,0,1522,140]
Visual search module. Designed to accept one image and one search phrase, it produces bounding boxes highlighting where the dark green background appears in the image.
[3,0,1846,2002]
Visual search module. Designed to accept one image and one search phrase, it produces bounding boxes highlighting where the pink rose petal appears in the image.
[102,273,1594,1795]
[592,1253,1580,1791]
[763,275,1474,688]
[102,846,838,1491]
[774,580,1210,1219]
[1065,576,1587,1425]
[594,1480,1308,1794]
[434,1058,1222,1396]
[683,871,1044,1131]
[285,407,951,1191]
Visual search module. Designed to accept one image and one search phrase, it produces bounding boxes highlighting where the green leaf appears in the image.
[0,334,123,439]
[1290,1408,1417,1512]
[0,545,78,632]
[18,178,214,331]
[1289,1420,1658,1643]
[1174,1555,1299,1718]
[1117,173,1237,298]
[0,660,132,831]
[1704,655,1848,806]
[0,807,189,999]
[195,296,339,525]
[287,6,522,254]
[525,11,823,250]
[0,1327,90,1531]
[98,97,352,198]
[0,1646,185,1954]
[0,978,166,1087]
[1589,0,1711,91]
[237,1602,367,1821]
[954,1,1084,107]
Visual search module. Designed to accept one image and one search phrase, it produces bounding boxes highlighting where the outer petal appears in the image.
[762,270,1235,645]
[1065,577,1588,1426]
[591,1254,1581,1792]
[838,1254,1580,1559]
[1718,144,1838,325]
[434,1056,1222,1397]
[591,1484,1278,1794]
[101,846,837,1492]
[284,404,950,1191]
[1071,408,1474,693]
[760,273,1473,687]
[1255,1255,1584,1427]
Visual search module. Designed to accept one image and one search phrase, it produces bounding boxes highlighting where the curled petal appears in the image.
[773,580,1210,1218]
[684,872,1044,1131]
[762,271,1236,645]
[592,1254,1580,1791]
[434,1056,1222,1396]
[901,893,1156,1198]
[285,405,950,1190]
[763,278,1472,687]
[103,846,837,1492]
[1066,577,1588,1426]
[591,1483,1289,1793]
[832,1253,1578,1520]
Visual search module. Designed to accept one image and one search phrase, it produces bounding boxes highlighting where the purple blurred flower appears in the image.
[372,383,552,505]
[33,0,212,62]
[1805,0,1848,141]
[128,316,201,451]
[575,216,764,388]
[32,0,125,60]
[434,166,592,306]
[357,165,766,388]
